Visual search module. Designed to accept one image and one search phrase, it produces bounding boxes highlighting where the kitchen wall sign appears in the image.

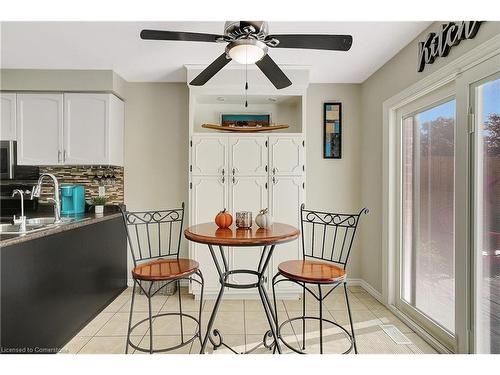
[417,21,482,72]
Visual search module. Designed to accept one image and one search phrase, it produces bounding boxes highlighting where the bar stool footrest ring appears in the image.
[127,312,200,354]
[277,315,354,354]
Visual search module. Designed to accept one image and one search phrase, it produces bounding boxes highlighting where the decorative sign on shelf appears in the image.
[417,21,482,72]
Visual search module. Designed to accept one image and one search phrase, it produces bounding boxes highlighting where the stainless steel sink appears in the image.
[0,217,81,234]
[26,217,75,226]
[0,223,46,234]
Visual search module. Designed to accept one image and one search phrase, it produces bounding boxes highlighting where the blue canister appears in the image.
[60,185,85,214]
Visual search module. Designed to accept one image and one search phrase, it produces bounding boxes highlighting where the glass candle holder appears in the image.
[235,211,252,228]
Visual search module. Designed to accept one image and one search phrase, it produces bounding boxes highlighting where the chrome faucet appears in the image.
[31,173,62,223]
[12,189,30,231]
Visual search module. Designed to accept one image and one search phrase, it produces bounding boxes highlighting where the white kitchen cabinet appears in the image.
[189,134,304,297]
[269,175,304,293]
[16,93,63,165]
[269,135,304,176]
[191,135,227,176]
[15,92,123,166]
[190,175,228,295]
[1,93,16,141]
[228,136,268,176]
[228,175,268,289]
[63,93,123,165]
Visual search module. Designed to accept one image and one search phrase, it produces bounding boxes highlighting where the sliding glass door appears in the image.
[389,45,499,353]
[471,72,500,354]
[396,86,457,350]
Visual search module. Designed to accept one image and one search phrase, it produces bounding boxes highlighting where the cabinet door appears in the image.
[228,136,267,176]
[268,135,304,176]
[1,93,16,141]
[228,175,268,290]
[191,136,227,176]
[17,93,63,165]
[190,175,228,295]
[269,175,304,293]
[64,93,109,165]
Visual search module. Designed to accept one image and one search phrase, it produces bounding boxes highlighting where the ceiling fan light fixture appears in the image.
[226,40,267,64]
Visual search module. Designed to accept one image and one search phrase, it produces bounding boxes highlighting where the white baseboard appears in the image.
[347,278,384,303]
[128,277,384,301]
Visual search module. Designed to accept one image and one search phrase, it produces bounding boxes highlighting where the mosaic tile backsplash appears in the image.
[38,166,124,204]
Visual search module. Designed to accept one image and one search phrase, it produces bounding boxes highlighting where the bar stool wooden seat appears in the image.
[271,204,368,354]
[121,203,204,354]
[278,259,346,284]
[132,258,199,281]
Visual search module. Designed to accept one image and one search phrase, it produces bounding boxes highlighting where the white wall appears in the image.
[123,82,189,257]
[359,21,500,293]
[306,83,363,278]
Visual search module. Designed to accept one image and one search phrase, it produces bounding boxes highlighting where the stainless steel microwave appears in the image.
[0,141,39,180]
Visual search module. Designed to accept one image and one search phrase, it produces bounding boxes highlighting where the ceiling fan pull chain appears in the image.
[244,53,249,108]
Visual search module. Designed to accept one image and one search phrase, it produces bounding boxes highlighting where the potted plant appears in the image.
[91,196,107,214]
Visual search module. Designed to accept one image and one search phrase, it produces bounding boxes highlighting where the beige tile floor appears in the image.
[60,285,438,354]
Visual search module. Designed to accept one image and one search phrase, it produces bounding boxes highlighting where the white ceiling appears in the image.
[0,21,431,83]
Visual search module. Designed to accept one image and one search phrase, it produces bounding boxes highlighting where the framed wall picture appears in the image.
[220,113,271,127]
[323,102,342,159]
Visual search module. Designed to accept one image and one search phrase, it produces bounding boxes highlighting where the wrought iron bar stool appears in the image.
[271,204,368,354]
[121,203,204,354]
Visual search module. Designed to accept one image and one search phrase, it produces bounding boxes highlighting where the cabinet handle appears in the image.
[272,167,276,175]
[232,168,235,175]
[222,176,225,183]
[221,168,225,176]
[58,150,61,163]
[272,176,276,184]
[232,176,235,184]
[63,150,66,163]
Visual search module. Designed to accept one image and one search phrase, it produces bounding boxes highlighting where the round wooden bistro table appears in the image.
[184,222,300,354]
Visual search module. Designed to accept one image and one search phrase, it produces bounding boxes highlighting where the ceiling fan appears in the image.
[140,21,353,89]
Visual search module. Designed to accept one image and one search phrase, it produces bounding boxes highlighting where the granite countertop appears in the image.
[0,206,124,248]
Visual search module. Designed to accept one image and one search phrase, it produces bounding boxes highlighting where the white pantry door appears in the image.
[268,135,303,176]
[269,175,303,293]
[228,136,268,176]
[191,135,227,176]
[228,175,268,290]
[190,175,228,295]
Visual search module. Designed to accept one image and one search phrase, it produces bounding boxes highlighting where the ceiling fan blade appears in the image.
[140,29,223,43]
[255,54,292,90]
[190,53,232,86]
[268,34,353,51]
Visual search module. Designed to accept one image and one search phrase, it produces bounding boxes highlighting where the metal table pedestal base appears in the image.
[200,244,282,354]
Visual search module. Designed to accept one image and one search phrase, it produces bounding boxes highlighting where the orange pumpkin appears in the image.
[215,209,233,229]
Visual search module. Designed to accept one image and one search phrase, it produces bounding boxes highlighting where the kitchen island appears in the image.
[0,207,127,353]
